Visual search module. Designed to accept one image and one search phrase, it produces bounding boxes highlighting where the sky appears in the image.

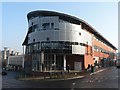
[1,2,118,53]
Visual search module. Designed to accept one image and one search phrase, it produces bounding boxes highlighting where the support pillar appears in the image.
[63,55,66,71]
[40,51,44,72]
[23,46,24,55]
[54,54,56,71]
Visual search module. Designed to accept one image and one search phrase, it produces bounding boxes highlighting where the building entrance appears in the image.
[43,54,64,71]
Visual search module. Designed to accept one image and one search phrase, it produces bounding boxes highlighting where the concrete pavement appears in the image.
[2,66,118,88]
[18,66,108,81]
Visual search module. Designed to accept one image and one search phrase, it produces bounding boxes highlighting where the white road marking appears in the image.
[90,69,106,75]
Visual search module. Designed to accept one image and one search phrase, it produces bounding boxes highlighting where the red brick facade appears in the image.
[66,54,84,70]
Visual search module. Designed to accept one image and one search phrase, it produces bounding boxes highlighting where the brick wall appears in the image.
[84,45,94,69]
[66,54,84,70]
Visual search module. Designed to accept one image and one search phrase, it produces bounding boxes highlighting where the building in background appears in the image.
[2,47,23,69]
[0,50,2,67]
[22,10,117,73]
[7,55,24,71]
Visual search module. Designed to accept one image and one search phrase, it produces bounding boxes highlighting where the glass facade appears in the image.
[25,41,87,54]
[93,45,114,55]
[43,54,63,71]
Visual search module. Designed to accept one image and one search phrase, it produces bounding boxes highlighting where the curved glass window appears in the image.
[27,41,87,54]
[28,25,38,34]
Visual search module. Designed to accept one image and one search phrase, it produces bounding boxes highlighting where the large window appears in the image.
[42,23,55,30]
[93,45,111,54]
[32,25,38,32]
[42,23,50,30]
[32,54,40,71]
[44,54,55,71]
[27,41,87,54]
[43,54,64,71]
[34,25,38,32]
[28,25,38,33]
[51,23,54,29]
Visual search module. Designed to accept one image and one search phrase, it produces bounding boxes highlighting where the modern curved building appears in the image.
[23,10,117,72]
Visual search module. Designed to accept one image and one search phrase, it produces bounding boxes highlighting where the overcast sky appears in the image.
[2,2,118,52]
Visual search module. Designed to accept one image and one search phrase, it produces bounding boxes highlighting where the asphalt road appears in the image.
[0,68,2,90]
[2,66,119,89]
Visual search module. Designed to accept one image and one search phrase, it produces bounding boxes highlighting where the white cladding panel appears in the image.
[46,31,54,41]
[66,22,71,31]
[28,17,92,47]
[80,29,92,46]
[71,31,80,42]
[59,22,66,30]
[29,30,64,43]
[28,28,92,46]
[39,31,46,41]
[66,31,72,41]
[54,31,59,41]
[72,45,85,54]
[72,23,81,32]
[59,30,66,41]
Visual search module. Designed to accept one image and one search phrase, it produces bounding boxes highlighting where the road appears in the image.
[0,76,1,90]
[2,66,119,89]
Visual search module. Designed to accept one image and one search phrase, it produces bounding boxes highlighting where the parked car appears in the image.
[115,59,120,68]
[2,71,7,76]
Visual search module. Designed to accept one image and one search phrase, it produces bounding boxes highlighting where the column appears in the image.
[23,46,24,55]
[54,54,56,70]
[40,51,44,72]
[63,55,66,71]
[22,56,24,68]
[3,47,7,67]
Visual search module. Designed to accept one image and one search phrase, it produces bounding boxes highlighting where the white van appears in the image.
[115,59,120,68]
